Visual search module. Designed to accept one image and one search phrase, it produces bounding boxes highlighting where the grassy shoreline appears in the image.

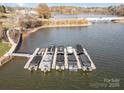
[0,42,10,57]
[112,19,124,23]
[22,22,91,38]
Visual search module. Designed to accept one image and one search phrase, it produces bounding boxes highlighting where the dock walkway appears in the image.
[20,45,96,72]
[24,48,40,69]
[8,53,31,58]
[73,49,82,69]
[64,48,68,69]
[52,48,57,69]
[83,48,96,70]
[38,48,48,70]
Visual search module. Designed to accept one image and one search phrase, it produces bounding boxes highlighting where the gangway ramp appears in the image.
[8,53,31,58]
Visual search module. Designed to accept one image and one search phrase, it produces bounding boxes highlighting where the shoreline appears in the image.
[0,30,22,66]
[112,20,124,23]
[23,22,92,38]
[0,42,10,57]
[0,20,91,65]
[112,18,124,23]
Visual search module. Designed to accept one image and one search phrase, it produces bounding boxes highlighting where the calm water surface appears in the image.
[51,14,118,19]
[0,18,124,89]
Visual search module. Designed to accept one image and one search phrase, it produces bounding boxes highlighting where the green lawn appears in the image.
[0,42,10,57]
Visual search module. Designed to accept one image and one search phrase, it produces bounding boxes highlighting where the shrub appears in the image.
[18,16,42,30]
[0,15,7,19]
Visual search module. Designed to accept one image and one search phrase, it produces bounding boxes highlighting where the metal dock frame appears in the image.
[28,48,45,71]
[38,48,48,71]
[52,48,57,69]
[83,48,96,70]
[64,48,68,69]
[73,49,82,69]
[24,48,40,69]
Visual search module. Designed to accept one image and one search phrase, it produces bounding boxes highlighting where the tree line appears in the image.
[49,4,124,16]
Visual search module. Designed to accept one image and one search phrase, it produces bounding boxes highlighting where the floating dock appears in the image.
[83,48,96,70]
[38,48,48,71]
[24,48,40,69]
[39,45,55,72]
[66,46,82,71]
[64,48,68,69]
[23,45,96,72]
[28,48,45,71]
[56,46,65,70]
[73,49,82,70]
[52,47,57,69]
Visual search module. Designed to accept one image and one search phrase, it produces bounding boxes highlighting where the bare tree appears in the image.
[36,3,51,19]
[0,22,6,41]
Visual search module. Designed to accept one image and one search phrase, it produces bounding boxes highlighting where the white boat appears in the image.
[56,46,65,71]
[76,44,93,71]
[68,63,78,71]
[28,55,43,71]
[67,46,73,54]
[67,46,78,71]
[56,65,64,70]
[40,54,53,72]
[40,45,55,72]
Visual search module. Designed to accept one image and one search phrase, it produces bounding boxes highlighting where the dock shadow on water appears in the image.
[0,57,122,89]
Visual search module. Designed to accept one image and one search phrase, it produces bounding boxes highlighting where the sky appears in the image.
[0,3,122,8]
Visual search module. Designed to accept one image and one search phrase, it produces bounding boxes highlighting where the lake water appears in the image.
[51,14,118,19]
[0,15,124,89]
